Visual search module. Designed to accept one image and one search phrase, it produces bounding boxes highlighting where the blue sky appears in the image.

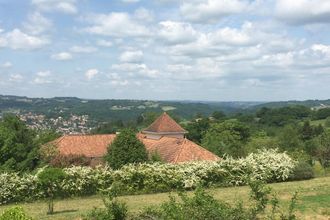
[0,0,330,101]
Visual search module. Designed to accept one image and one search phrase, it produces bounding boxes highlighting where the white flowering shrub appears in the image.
[0,149,296,205]
[221,149,296,185]
[0,173,41,205]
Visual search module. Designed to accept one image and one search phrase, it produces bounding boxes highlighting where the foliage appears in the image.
[49,154,91,168]
[0,149,296,205]
[256,105,311,126]
[105,128,148,169]
[299,121,324,141]
[184,117,210,144]
[325,116,330,127]
[83,186,127,220]
[314,130,330,171]
[136,180,298,220]
[37,168,67,214]
[201,119,250,157]
[212,111,226,120]
[246,135,280,153]
[313,108,330,120]
[39,143,59,164]
[0,115,39,172]
[91,121,125,134]
[35,130,61,145]
[0,172,41,205]
[0,206,32,220]
[288,162,314,181]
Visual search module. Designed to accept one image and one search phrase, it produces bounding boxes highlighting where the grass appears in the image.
[1,177,329,220]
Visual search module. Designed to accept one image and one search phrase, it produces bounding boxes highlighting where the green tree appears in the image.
[212,111,226,120]
[246,135,280,153]
[104,128,148,169]
[185,118,210,144]
[0,115,39,172]
[201,120,250,157]
[38,168,67,214]
[325,117,330,127]
[277,125,304,152]
[314,131,330,173]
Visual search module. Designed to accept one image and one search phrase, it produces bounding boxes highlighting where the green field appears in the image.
[1,177,329,220]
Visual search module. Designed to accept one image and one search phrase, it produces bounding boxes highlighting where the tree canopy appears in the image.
[104,128,148,169]
[0,115,39,172]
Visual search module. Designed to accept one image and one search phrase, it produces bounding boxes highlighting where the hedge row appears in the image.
[0,149,296,205]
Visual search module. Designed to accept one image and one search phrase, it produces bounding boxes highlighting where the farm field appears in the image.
[1,176,329,220]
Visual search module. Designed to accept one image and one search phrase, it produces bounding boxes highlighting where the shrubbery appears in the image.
[0,149,297,205]
[0,206,32,220]
[288,162,314,181]
[116,181,298,220]
[38,168,67,214]
[104,128,148,169]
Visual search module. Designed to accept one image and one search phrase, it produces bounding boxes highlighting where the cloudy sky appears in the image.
[0,0,330,101]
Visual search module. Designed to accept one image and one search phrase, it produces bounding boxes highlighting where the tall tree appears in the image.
[0,115,39,172]
[314,131,330,173]
[201,119,250,157]
[104,128,148,169]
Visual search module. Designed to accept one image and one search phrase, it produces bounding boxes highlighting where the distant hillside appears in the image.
[0,95,259,123]
[252,99,330,110]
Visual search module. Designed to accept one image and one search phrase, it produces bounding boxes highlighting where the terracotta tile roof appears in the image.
[139,134,220,163]
[142,112,187,134]
[50,134,116,158]
[49,133,219,163]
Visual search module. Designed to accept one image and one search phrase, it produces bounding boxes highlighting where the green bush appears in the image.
[0,149,297,205]
[84,201,127,220]
[38,168,67,214]
[83,188,127,220]
[104,129,148,169]
[135,180,298,220]
[289,162,314,181]
[325,117,330,127]
[0,206,32,220]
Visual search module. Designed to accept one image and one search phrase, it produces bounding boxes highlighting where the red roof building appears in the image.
[49,112,219,164]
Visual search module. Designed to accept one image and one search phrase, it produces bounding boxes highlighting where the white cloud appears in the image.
[70,46,97,53]
[158,21,198,45]
[180,0,248,23]
[119,50,144,63]
[51,52,73,60]
[275,0,330,25]
[1,61,12,68]
[311,44,330,57]
[37,70,51,77]
[111,63,160,78]
[32,0,77,14]
[96,40,113,47]
[208,25,252,46]
[0,29,49,50]
[83,12,150,37]
[9,74,23,82]
[33,70,52,84]
[134,8,154,22]
[23,12,52,34]
[85,68,99,80]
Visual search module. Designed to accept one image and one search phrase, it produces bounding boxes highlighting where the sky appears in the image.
[0,0,330,101]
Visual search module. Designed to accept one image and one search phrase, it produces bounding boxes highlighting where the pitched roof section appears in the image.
[142,112,187,134]
[50,134,116,158]
[50,134,219,163]
[140,135,219,163]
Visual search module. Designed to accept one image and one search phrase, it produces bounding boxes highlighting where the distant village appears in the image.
[2,112,93,134]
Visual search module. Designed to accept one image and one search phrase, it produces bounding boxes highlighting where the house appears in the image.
[49,112,219,165]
